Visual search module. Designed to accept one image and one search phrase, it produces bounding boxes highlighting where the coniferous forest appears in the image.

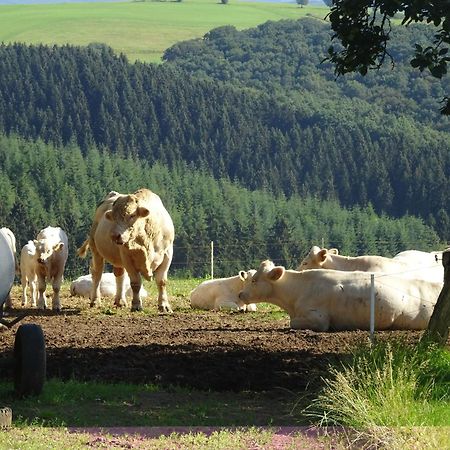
[0,18,448,277]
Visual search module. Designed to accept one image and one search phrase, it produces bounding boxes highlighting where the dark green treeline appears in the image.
[0,34,449,239]
[0,134,441,278]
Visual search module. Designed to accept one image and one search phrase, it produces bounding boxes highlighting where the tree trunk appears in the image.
[421,249,450,346]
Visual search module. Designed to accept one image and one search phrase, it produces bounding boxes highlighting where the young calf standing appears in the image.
[32,226,69,311]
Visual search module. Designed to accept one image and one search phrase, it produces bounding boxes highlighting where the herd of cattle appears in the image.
[1,188,446,332]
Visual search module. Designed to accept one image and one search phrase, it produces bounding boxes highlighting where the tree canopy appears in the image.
[326,0,450,114]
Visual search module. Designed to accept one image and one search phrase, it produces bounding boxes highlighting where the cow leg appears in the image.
[113,267,127,308]
[4,293,12,309]
[90,250,104,307]
[154,252,173,313]
[51,274,63,312]
[290,312,330,332]
[126,270,143,312]
[37,275,47,310]
[30,278,37,307]
[21,275,28,307]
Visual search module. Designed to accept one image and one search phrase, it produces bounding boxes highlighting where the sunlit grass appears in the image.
[310,340,450,448]
[0,0,329,63]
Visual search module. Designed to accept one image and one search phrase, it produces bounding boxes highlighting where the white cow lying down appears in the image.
[297,246,443,283]
[70,273,147,300]
[190,273,257,312]
[239,260,442,331]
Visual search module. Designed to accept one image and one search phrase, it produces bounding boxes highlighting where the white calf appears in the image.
[70,273,148,300]
[190,273,257,312]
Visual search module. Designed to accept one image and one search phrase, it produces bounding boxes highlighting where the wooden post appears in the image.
[421,248,450,346]
[210,241,214,280]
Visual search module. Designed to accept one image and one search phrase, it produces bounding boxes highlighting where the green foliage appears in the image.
[0,39,448,240]
[326,0,450,114]
[313,340,450,428]
[0,133,441,278]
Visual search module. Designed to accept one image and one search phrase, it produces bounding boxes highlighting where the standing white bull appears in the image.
[33,226,69,311]
[190,272,257,312]
[78,189,174,312]
[239,260,442,331]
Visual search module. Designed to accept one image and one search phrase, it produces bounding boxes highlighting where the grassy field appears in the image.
[0,0,329,63]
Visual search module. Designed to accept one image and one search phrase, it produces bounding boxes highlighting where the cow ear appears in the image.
[268,266,285,281]
[53,242,64,252]
[329,248,339,255]
[318,249,328,262]
[239,270,247,281]
[105,211,113,221]
[137,206,150,218]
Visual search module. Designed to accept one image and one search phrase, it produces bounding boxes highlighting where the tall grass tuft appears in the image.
[310,340,450,448]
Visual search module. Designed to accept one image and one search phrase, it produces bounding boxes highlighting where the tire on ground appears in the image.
[14,324,46,397]
[0,407,12,428]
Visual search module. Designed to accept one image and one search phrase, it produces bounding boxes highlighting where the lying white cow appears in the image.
[33,226,69,311]
[190,273,257,312]
[70,273,148,299]
[239,260,442,331]
[1,227,19,309]
[297,246,443,283]
[19,241,38,307]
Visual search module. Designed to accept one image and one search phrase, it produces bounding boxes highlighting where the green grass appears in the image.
[310,340,450,449]
[0,0,329,63]
[0,379,303,427]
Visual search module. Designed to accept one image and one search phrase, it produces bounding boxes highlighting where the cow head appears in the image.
[239,260,284,303]
[33,239,64,265]
[105,194,150,245]
[297,246,339,270]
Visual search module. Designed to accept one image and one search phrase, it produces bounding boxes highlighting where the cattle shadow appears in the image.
[2,306,82,318]
[0,342,346,393]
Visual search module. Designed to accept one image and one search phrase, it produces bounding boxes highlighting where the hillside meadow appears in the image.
[0,0,328,63]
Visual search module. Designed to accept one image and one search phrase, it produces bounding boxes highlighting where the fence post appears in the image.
[210,241,214,280]
[370,273,375,344]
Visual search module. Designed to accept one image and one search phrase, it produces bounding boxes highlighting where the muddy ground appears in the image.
[0,287,425,393]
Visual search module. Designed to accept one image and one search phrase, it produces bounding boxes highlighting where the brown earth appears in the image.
[0,287,425,393]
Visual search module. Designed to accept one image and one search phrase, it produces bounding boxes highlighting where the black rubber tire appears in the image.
[14,324,46,397]
[0,407,12,428]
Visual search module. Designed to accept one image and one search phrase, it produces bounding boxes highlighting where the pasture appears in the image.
[0,0,329,63]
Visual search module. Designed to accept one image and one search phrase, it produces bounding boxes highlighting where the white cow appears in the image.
[33,226,69,311]
[70,273,148,299]
[1,227,19,308]
[78,189,174,312]
[190,273,257,312]
[297,246,443,283]
[19,240,38,307]
[239,260,442,331]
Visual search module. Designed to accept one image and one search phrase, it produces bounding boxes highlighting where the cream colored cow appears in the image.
[190,272,257,312]
[78,189,174,312]
[297,246,443,283]
[70,272,148,299]
[239,260,441,331]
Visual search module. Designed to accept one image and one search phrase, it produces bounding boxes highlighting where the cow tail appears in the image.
[77,239,90,258]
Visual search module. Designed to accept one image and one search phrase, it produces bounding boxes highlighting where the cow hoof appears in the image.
[158,305,173,314]
[53,308,61,313]
[131,305,142,312]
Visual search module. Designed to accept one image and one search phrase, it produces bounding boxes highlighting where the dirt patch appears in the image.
[0,289,425,393]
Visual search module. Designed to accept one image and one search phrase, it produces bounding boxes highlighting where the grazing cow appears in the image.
[297,246,443,283]
[239,260,442,331]
[19,241,38,307]
[70,273,148,299]
[33,226,69,311]
[78,188,174,312]
[1,227,19,309]
[190,272,257,312]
